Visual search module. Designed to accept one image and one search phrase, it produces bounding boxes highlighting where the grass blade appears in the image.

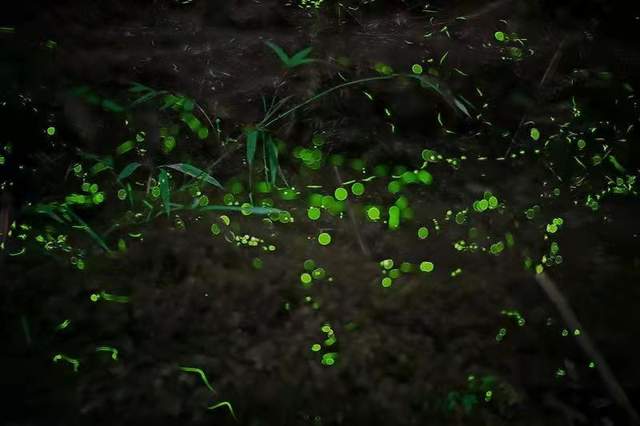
[161,163,224,190]
[246,129,259,167]
[197,205,283,215]
[265,136,279,185]
[117,162,141,182]
[289,47,313,67]
[158,169,171,217]
[265,41,291,67]
[65,207,111,253]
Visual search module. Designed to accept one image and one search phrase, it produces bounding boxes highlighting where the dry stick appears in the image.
[332,166,370,257]
[506,36,568,157]
[427,0,514,28]
[535,272,640,424]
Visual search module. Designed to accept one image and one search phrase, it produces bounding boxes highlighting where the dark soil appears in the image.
[2,1,640,425]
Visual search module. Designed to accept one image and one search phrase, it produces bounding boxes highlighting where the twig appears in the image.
[333,166,370,257]
[535,272,640,424]
[506,36,569,156]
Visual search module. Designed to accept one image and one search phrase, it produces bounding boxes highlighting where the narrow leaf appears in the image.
[117,162,141,182]
[266,136,279,185]
[289,47,313,67]
[265,41,291,67]
[158,169,170,217]
[453,98,471,118]
[197,205,283,215]
[162,163,224,190]
[246,129,258,166]
[129,82,152,93]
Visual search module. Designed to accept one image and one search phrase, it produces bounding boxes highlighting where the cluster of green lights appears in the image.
[311,323,337,366]
[454,240,478,252]
[445,374,498,414]
[378,258,434,287]
[501,309,525,327]
[65,181,106,206]
[300,259,328,288]
[308,192,346,218]
[299,0,323,9]
[492,29,532,62]
[387,169,433,194]
[472,191,499,213]
[294,137,324,170]
[546,217,564,234]
[542,241,563,267]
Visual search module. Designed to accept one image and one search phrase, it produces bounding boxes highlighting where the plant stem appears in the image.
[260,74,399,129]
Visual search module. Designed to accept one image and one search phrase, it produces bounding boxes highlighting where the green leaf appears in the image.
[246,129,259,166]
[265,136,279,185]
[64,207,111,253]
[198,205,283,215]
[161,163,224,190]
[91,161,111,175]
[115,140,135,156]
[129,82,152,93]
[161,94,179,110]
[265,41,291,67]
[130,91,161,107]
[117,162,141,182]
[288,47,313,67]
[101,99,125,113]
[374,62,394,76]
[34,203,65,223]
[158,169,171,217]
[608,155,626,173]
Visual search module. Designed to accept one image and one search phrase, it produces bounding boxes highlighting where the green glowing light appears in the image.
[419,261,434,272]
[179,366,215,393]
[321,352,337,366]
[388,180,402,194]
[334,187,348,201]
[530,127,541,141]
[411,63,423,74]
[318,232,332,246]
[46,126,56,136]
[388,206,400,230]
[417,170,433,185]
[418,227,429,239]
[380,259,394,269]
[312,268,326,280]
[307,206,321,220]
[351,182,365,196]
[367,206,381,221]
